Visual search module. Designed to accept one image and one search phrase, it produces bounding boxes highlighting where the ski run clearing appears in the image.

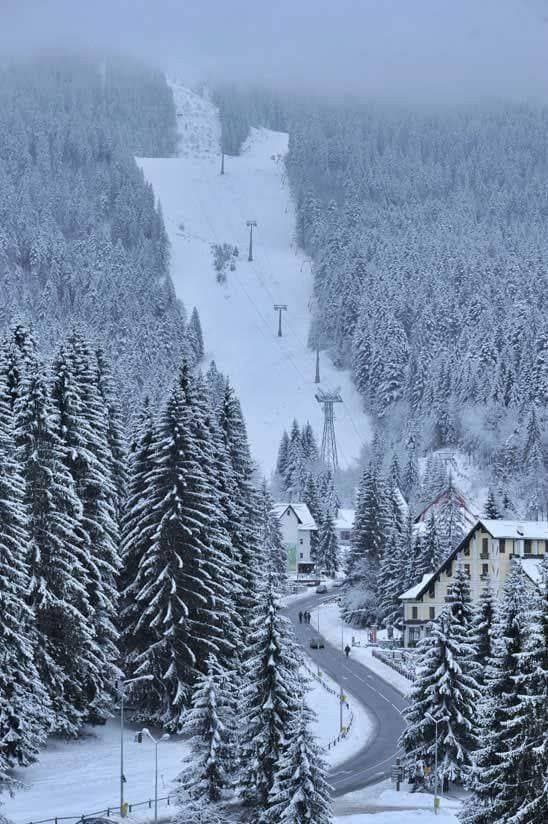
[137,83,371,477]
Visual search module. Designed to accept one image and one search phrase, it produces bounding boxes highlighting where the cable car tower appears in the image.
[315,389,343,472]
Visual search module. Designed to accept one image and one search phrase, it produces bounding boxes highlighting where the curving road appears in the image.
[285,592,407,797]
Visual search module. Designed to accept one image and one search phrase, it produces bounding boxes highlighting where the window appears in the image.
[465,564,471,576]
[446,563,452,577]
[428,585,435,598]
[412,606,418,620]
[299,552,303,559]
[482,563,489,577]
[299,538,303,545]
[464,544,470,556]
[287,510,291,518]
[429,607,435,620]
[499,539,505,553]
[482,538,489,554]
[524,540,532,555]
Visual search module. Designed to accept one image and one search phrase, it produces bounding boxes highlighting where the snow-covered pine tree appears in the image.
[317,468,339,516]
[316,510,339,577]
[218,379,260,636]
[0,369,52,768]
[262,702,333,824]
[471,583,495,683]
[378,529,405,628]
[284,419,306,500]
[15,360,96,736]
[412,513,444,582]
[462,562,532,823]
[399,606,480,788]
[259,481,287,590]
[239,570,303,808]
[437,473,467,555]
[301,421,319,465]
[187,306,205,363]
[120,398,159,686]
[175,654,236,821]
[95,346,127,509]
[502,555,548,823]
[276,430,290,480]
[483,489,500,519]
[302,473,323,562]
[205,360,226,413]
[127,380,230,728]
[51,332,121,723]
[343,464,388,625]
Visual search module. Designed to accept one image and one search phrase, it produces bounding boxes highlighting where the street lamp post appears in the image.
[425,712,448,815]
[141,728,170,824]
[246,220,257,261]
[117,675,153,817]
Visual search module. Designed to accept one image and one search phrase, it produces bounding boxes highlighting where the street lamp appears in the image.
[140,728,170,824]
[117,675,154,817]
[425,712,449,815]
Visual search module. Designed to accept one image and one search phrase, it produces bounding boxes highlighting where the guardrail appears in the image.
[372,648,416,681]
[302,661,354,750]
[27,794,176,824]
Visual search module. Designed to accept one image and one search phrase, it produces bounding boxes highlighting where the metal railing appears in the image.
[27,794,176,824]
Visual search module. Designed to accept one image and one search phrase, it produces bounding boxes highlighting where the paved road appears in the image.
[286,592,407,797]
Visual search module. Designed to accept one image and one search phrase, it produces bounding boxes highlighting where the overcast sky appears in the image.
[2,0,548,102]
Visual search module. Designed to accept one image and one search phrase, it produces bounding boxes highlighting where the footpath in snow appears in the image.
[137,83,371,476]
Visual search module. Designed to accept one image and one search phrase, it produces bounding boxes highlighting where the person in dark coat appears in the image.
[299,611,303,624]
[344,644,351,658]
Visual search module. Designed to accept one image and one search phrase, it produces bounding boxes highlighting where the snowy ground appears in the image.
[315,600,413,697]
[2,719,188,824]
[137,83,371,476]
[2,656,365,824]
[334,779,461,822]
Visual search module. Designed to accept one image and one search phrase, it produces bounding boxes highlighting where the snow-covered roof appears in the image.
[334,508,355,530]
[481,519,548,540]
[517,557,544,586]
[399,573,435,600]
[272,503,317,530]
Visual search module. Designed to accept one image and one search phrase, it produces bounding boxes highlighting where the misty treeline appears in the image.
[0,56,188,418]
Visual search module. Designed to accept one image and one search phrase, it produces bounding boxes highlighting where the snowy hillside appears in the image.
[137,84,371,475]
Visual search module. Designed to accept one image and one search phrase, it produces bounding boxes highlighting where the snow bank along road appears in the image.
[286,592,407,797]
[137,84,370,476]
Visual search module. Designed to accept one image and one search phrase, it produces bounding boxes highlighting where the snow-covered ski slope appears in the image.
[137,84,370,475]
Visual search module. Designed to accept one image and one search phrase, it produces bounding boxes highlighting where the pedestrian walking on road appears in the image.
[305,611,311,625]
[344,644,351,658]
[299,611,303,624]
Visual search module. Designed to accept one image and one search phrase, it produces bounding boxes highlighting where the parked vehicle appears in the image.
[316,583,328,594]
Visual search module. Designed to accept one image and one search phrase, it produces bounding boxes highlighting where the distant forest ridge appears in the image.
[0,55,187,418]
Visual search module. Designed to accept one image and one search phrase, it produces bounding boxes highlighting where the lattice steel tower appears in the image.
[316,389,343,471]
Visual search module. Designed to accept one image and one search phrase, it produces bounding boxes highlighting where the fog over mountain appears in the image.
[2,0,548,101]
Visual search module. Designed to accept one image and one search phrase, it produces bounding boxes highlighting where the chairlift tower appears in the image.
[315,389,343,472]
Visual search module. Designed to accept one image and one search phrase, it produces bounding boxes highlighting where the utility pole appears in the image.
[425,713,448,815]
[220,151,225,175]
[274,304,288,337]
[339,685,345,733]
[246,220,257,261]
[140,729,170,824]
[315,389,343,472]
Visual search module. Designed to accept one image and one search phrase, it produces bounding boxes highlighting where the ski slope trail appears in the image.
[137,84,371,475]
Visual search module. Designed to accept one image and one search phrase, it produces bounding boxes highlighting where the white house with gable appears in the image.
[400,519,547,647]
[272,503,318,575]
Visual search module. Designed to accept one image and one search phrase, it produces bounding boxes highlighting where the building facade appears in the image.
[272,503,317,575]
[400,519,547,646]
